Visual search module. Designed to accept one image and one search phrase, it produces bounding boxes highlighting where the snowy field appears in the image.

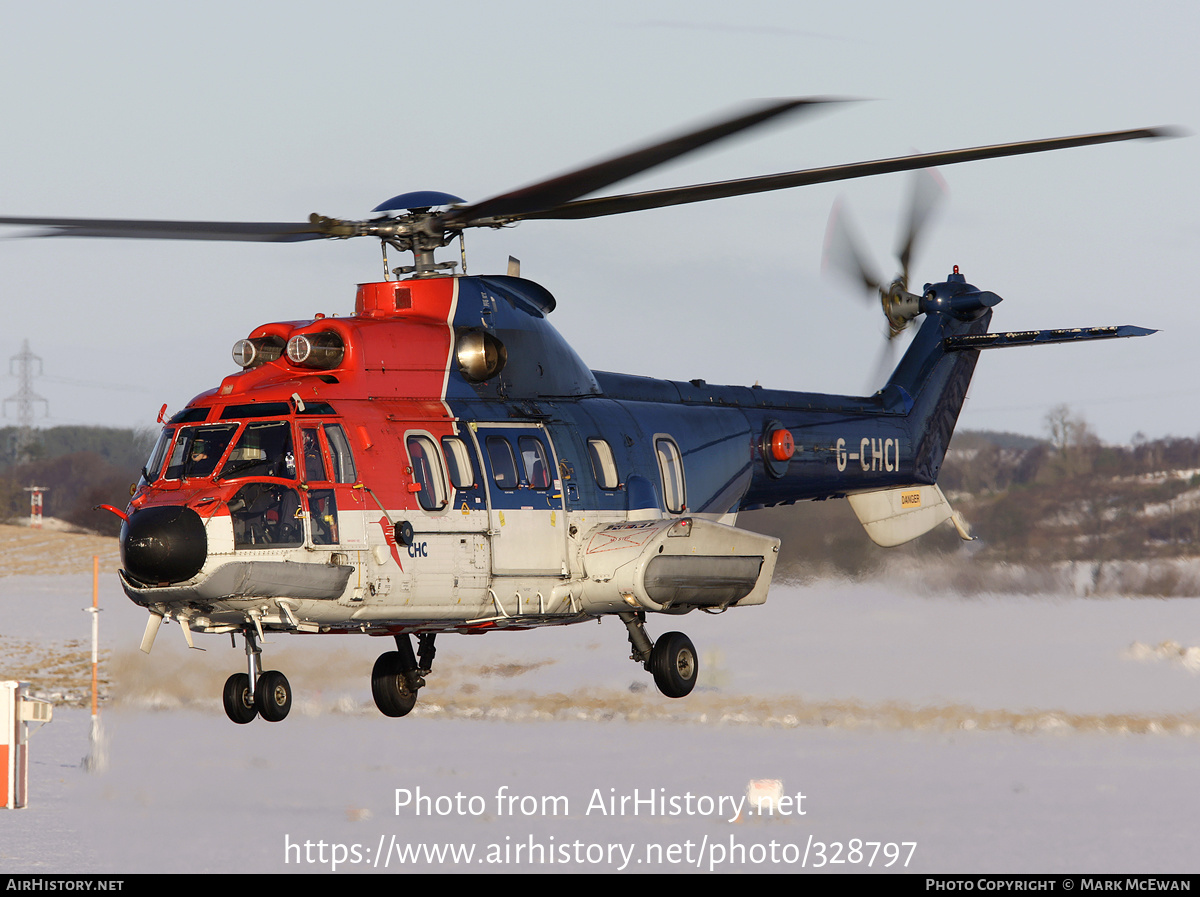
[3,568,1200,874]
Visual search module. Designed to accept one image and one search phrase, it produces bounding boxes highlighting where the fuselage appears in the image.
[119,273,987,639]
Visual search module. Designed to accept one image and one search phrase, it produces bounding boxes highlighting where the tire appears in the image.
[650,631,698,698]
[255,670,292,722]
[372,651,418,718]
[223,673,258,724]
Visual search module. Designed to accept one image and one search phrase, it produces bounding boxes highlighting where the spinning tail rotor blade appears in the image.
[896,166,947,286]
[822,197,883,297]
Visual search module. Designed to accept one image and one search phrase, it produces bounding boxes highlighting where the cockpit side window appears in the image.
[300,426,328,482]
[164,424,239,480]
[139,427,174,485]
[323,424,357,484]
[218,421,296,480]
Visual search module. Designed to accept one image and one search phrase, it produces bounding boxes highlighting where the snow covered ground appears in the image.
[3,571,1200,874]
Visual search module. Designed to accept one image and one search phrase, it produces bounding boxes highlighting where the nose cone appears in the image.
[121,505,207,585]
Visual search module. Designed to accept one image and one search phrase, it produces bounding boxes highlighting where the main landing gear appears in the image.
[222,628,293,724]
[620,612,698,698]
[372,633,437,718]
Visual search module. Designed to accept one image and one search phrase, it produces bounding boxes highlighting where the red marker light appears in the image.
[769,428,795,462]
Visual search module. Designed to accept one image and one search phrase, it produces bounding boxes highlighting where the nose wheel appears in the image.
[222,628,293,724]
[223,672,257,724]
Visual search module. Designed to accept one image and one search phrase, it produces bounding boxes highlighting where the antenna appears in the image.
[4,339,49,460]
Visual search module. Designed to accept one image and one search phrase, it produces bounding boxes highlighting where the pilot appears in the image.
[302,429,326,481]
[190,440,209,463]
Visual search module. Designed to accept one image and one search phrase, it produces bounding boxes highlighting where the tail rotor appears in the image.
[823,167,947,340]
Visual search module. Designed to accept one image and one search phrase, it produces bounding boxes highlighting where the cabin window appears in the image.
[218,421,295,480]
[655,437,686,513]
[323,424,357,484]
[164,424,239,480]
[518,436,551,490]
[441,436,475,490]
[406,435,448,511]
[486,436,519,490]
[587,438,619,490]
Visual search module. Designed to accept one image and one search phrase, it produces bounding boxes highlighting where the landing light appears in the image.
[285,332,345,369]
[232,337,285,370]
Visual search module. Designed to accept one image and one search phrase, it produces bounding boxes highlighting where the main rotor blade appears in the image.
[0,216,328,242]
[516,127,1177,221]
[444,97,840,225]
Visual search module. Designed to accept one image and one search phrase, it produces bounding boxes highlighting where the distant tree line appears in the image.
[0,426,155,536]
[749,410,1200,580]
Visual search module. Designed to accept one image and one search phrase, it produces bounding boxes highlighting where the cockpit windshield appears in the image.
[143,413,339,484]
[164,424,240,480]
[139,427,174,486]
[218,421,295,480]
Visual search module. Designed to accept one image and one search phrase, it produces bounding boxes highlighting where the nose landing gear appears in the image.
[222,627,292,724]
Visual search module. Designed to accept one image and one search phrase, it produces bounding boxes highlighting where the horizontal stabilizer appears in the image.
[943,325,1155,352]
[848,484,971,547]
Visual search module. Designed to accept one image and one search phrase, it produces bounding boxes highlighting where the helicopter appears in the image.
[0,98,1171,724]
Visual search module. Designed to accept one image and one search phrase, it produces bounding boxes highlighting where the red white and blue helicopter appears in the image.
[0,99,1171,723]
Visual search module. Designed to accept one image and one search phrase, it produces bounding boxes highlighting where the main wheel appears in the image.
[223,672,258,724]
[372,651,418,718]
[255,670,292,722]
[650,631,698,698]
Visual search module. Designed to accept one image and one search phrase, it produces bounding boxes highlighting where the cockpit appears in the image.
[136,401,357,550]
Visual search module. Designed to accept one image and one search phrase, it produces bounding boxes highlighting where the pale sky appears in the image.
[1,0,1196,444]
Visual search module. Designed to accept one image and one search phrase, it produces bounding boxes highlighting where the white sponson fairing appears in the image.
[120,507,780,634]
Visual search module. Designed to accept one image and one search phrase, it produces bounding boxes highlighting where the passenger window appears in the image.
[407,435,448,511]
[587,439,619,490]
[442,436,475,490]
[323,424,357,484]
[655,437,686,513]
[486,437,519,490]
[519,436,550,490]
